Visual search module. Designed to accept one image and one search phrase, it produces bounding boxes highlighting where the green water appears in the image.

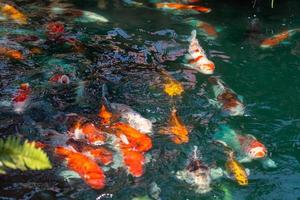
[1,0,300,199]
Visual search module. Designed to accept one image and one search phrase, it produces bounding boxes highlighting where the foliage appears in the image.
[0,136,52,174]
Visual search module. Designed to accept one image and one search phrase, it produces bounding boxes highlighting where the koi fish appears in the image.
[260,29,300,48]
[76,11,109,23]
[213,125,272,164]
[111,122,152,152]
[208,77,245,116]
[161,70,184,97]
[184,30,215,74]
[160,108,189,144]
[155,3,211,13]
[55,146,105,189]
[49,74,70,84]
[120,144,145,177]
[70,122,107,145]
[176,146,212,193]
[225,152,248,186]
[186,19,218,39]
[0,46,24,60]
[0,4,27,25]
[12,83,30,113]
[110,103,153,134]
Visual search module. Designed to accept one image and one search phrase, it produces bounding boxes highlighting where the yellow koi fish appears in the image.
[162,71,184,97]
[225,152,248,186]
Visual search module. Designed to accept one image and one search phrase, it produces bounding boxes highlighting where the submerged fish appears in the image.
[214,125,276,168]
[45,21,65,40]
[208,77,245,116]
[176,146,212,193]
[225,152,249,186]
[49,74,70,84]
[0,4,27,25]
[160,108,189,144]
[161,70,184,97]
[186,19,218,40]
[155,2,211,13]
[260,29,300,48]
[0,46,24,60]
[12,83,30,113]
[55,146,106,189]
[184,30,215,74]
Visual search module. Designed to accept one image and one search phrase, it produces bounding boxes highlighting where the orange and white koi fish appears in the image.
[155,2,211,13]
[12,83,30,113]
[111,122,152,152]
[208,77,245,116]
[49,74,70,84]
[260,29,300,48]
[225,152,248,186]
[70,122,107,145]
[119,144,145,177]
[160,108,189,144]
[0,4,27,25]
[55,146,106,189]
[0,46,24,60]
[184,30,215,74]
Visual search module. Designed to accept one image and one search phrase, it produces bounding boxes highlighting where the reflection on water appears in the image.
[1,0,300,199]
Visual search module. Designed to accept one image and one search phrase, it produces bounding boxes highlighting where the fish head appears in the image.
[59,75,70,84]
[223,101,245,116]
[247,145,267,159]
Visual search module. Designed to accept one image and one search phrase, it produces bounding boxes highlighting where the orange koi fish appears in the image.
[12,83,30,113]
[184,30,215,74]
[0,46,24,60]
[55,146,106,189]
[260,29,300,48]
[98,104,113,125]
[111,122,152,152]
[225,152,248,186]
[155,2,211,13]
[186,19,218,39]
[49,74,70,84]
[120,144,145,177]
[160,108,189,144]
[0,4,27,25]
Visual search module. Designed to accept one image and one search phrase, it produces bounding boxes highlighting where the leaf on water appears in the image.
[0,136,52,174]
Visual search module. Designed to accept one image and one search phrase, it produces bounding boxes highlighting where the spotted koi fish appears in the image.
[160,108,189,144]
[12,83,30,113]
[261,29,300,48]
[0,4,27,25]
[184,30,215,74]
[208,77,245,116]
[55,146,106,189]
[155,2,211,13]
[225,152,248,186]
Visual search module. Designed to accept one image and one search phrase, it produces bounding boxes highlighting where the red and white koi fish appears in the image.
[55,146,106,189]
[184,30,215,74]
[12,83,30,113]
[208,77,245,116]
[155,2,211,13]
[49,74,70,84]
[260,29,300,48]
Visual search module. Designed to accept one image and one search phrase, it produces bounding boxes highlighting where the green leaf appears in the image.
[0,136,52,174]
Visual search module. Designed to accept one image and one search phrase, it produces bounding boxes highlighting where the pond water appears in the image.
[1,0,300,199]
